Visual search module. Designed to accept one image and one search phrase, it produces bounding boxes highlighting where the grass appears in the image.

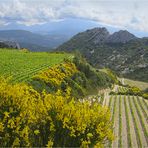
[118,95,122,148]
[124,96,132,148]
[0,49,72,82]
[124,78,148,90]
[108,95,113,108]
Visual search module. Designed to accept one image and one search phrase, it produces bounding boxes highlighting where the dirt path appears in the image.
[104,94,110,106]
[109,96,114,119]
[102,89,110,106]
[125,96,138,148]
[102,96,106,106]
[113,84,118,92]
[121,95,128,148]
[112,95,119,148]
[130,96,147,147]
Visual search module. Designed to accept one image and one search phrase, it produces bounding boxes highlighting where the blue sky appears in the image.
[0,0,148,37]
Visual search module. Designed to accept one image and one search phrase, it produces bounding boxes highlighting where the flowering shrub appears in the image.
[32,62,78,92]
[0,77,114,147]
[31,60,112,98]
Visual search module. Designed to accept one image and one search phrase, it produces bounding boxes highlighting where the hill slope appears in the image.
[0,49,71,82]
[57,28,148,82]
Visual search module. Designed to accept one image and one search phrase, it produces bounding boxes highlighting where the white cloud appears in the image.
[0,0,148,32]
[0,20,10,26]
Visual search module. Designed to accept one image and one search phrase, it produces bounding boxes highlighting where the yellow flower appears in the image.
[34,130,40,135]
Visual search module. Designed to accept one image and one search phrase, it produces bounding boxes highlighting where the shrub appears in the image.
[142,93,148,99]
[21,48,29,53]
[31,60,112,98]
[0,77,114,147]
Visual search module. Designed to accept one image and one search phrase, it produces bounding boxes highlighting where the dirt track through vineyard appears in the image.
[112,96,119,148]
[104,95,148,148]
[121,96,128,148]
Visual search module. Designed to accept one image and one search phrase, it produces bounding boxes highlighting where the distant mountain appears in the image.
[57,27,138,51]
[0,18,103,37]
[1,18,148,38]
[0,30,68,51]
[57,27,148,82]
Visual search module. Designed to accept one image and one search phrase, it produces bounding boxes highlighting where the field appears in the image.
[0,49,72,82]
[100,87,148,148]
[124,78,148,90]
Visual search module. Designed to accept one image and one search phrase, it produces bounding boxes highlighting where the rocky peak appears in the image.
[106,30,137,43]
[86,27,109,34]
[85,27,110,44]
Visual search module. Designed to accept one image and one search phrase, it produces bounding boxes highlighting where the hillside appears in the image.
[0,48,147,147]
[0,49,71,82]
[0,48,113,96]
[30,56,114,98]
[57,27,148,82]
[0,30,67,51]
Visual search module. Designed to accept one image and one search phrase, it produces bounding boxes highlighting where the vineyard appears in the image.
[124,78,148,90]
[0,49,72,82]
[101,87,148,148]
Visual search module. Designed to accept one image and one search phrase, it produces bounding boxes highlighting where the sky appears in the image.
[0,0,148,37]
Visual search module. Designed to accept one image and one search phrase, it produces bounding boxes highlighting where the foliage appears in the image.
[31,57,113,98]
[142,88,148,99]
[21,48,30,53]
[110,85,148,99]
[0,77,114,147]
[73,55,113,88]
[100,68,119,84]
[142,93,148,99]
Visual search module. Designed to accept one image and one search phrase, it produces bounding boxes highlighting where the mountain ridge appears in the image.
[0,30,68,51]
[57,27,148,82]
